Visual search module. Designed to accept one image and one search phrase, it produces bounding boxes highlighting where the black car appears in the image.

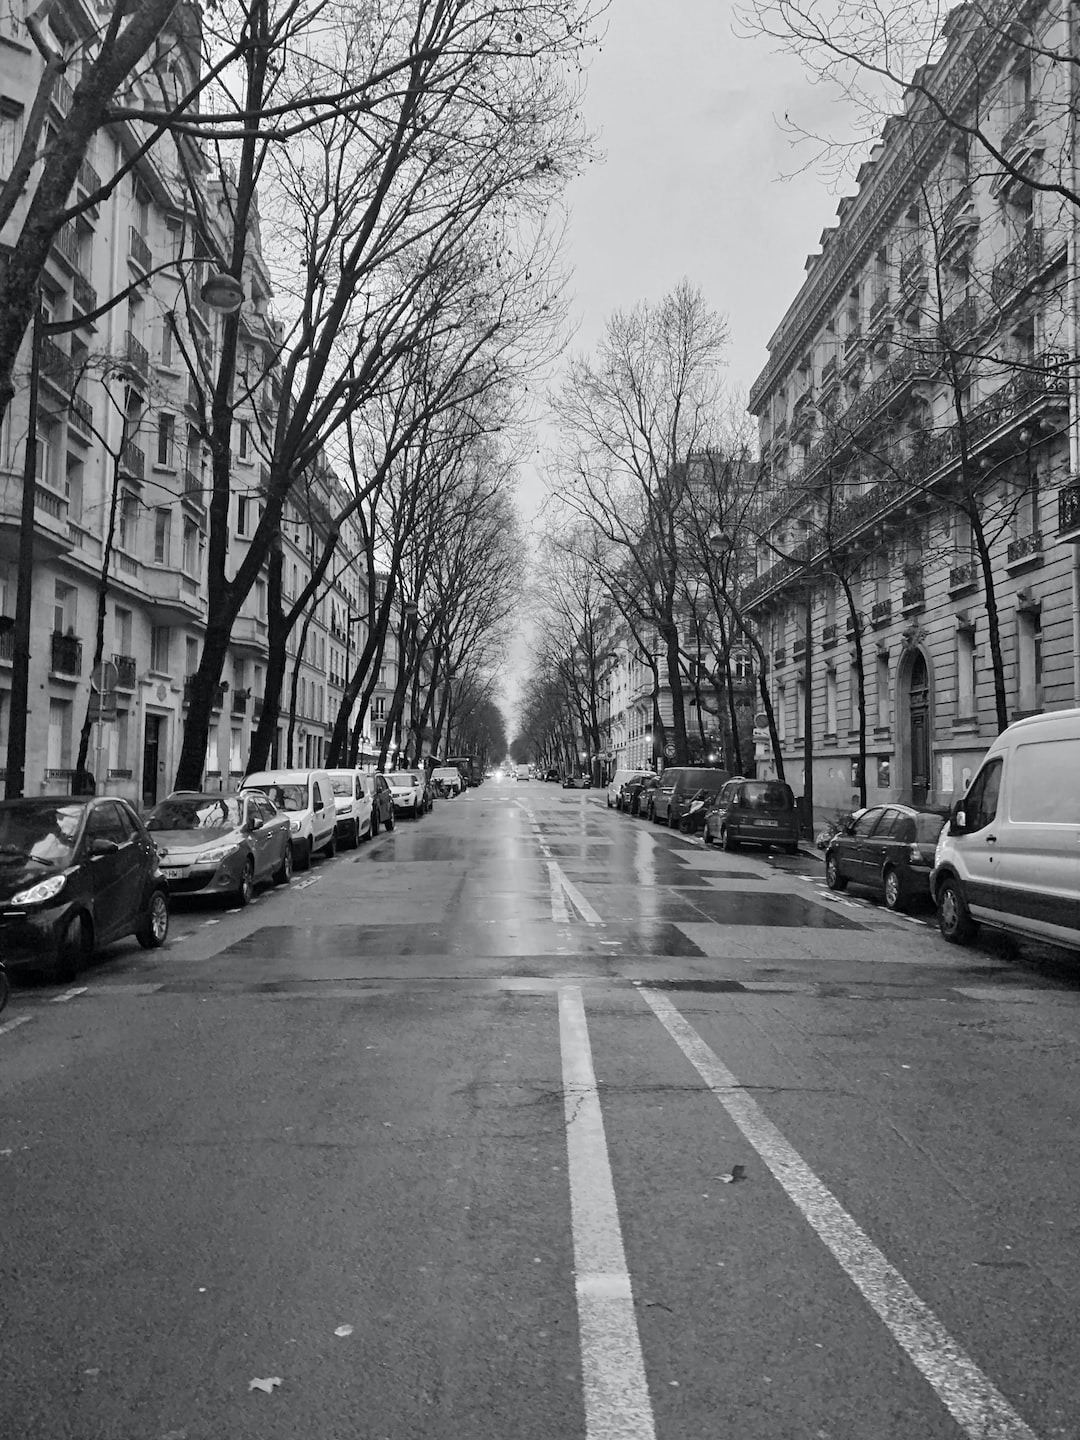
[621,773,656,816]
[0,796,169,980]
[825,804,948,911]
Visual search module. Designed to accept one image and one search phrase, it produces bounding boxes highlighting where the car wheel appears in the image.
[825,853,847,891]
[235,858,255,908]
[54,912,91,982]
[937,875,975,944]
[137,889,169,949]
[882,867,907,912]
[321,832,336,859]
[294,838,312,871]
[0,967,9,1016]
[273,841,293,885]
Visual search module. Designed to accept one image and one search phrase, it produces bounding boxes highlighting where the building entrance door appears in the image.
[142,714,162,809]
[909,652,930,804]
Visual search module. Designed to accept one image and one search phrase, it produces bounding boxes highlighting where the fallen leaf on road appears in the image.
[719,1165,746,1184]
[248,1377,282,1394]
[334,1324,354,1337]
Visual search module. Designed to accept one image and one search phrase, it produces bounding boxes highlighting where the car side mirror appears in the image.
[248,816,263,831]
[951,802,967,834]
[89,837,119,856]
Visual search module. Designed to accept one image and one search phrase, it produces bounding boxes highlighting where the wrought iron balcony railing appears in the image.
[1059,481,1080,537]
[121,442,145,480]
[50,633,82,675]
[73,273,97,314]
[949,561,977,590]
[1006,531,1043,564]
[69,393,93,434]
[991,230,1043,305]
[113,654,138,688]
[1001,100,1038,156]
[124,330,149,378]
[128,227,152,271]
[901,583,925,610]
[871,598,893,626]
[821,623,838,647]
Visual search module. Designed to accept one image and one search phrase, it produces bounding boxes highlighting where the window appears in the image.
[47,699,72,770]
[1017,609,1043,711]
[962,758,1002,832]
[956,626,976,717]
[186,637,199,678]
[182,519,199,577]
[372,696,386,720]
[114,709,129,772]
[255,579,267,618]
[65,456,84,525]
[36,417,59,488]
[114,606,133,656]
[237,494,250,535]
[150,626,170,674]
[238,420,251,459]
[875,654,890,728]
[825,668,837,734]
[1015,465,1040,540]
[0,102,24,174]
[776,685,787,742]
[157,413,175,468]
[853,808,885,838]
[160,314,175,368]
[118,490,138,551]
[795,675,805,738]
[53,580,76,634]
[153,508,172,565]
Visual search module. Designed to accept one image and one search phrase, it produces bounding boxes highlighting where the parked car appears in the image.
[544,768,561,782]
[0,796,169,980]
[431,766,463,797]
[325,769,375,847]
[562,773,592,789]
[240,769,336,870]
[932,707,1080,949]
[652,767,731,828]
[704,779,800,854]
[385,770,426,817]
[632,774,661,818]
[607,767,651,810]
[360,773,395,833]
[826,803,948,911]
[146,790,292,904]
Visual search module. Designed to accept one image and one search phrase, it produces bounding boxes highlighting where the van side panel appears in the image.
[998,737,1080,942]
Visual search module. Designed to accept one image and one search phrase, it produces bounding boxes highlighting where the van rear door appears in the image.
[998,735,1080,943]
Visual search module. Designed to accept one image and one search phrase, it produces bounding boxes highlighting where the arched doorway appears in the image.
[907,650,931,804]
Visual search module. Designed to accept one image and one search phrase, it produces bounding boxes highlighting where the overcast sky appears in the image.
[504,0,865,728]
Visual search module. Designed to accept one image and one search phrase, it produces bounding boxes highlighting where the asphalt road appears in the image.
[3,781,1080,1440]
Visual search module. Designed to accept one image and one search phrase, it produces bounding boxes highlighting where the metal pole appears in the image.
[5,303,41,799]
[94,684,105,794]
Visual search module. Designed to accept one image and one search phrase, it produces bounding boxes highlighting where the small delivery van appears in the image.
[931,708,1080,950]
[241,768,336,871]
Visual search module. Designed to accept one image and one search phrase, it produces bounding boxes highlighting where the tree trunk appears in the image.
[662,621,690,764]
[245,538,285,774]
[75,439,127,782]
[835,571,868,808]
[972,508,1009,733]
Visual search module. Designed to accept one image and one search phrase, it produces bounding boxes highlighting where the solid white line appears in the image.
[558,986,656,1440]
[547,860,570,923]
[550,859,603,925]
[0,1015,32,1037]
[638,987,1039,1440]
[50,986,88,1004]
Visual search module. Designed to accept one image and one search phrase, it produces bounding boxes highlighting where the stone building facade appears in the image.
[746,0,1080,821]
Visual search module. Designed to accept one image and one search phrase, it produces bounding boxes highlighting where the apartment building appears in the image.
[746,0,1080,819]
[0,0,378,803]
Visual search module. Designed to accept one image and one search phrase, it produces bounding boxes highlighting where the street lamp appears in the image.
[200,272,245,314]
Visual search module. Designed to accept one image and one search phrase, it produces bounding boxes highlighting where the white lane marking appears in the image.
[50,986,88,1004]
[635,828,656,889]
[558,986,656,1440]
[0,1015,32,1037]
[547,861,570,923]
[555,865,603,926]
[638,987,1040,1440]
[295,876,321,889]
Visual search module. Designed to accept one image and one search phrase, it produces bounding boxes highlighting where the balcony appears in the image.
[184,676,227,708]
[69,393,93,436]
[51,222,81,270]
[77,157,101,195]
[901,582,925,611]
[39,336,73,391]
[0,623,14,662]
[991,230,1042,305]
[73,273,97,316]
[1001,100,1039,157]
[128,227,152,272]
[252,696,264,724]
[181,468,205,516]
[820,355,839,390]
[50,74,74,116]
[145,565,205,623]
[871,598,893,627]
[113,654,138,689]
[1058,479,1080,541]
[1006,530,1043,566]
[50,632,82,677]
[120,441,145,480]
[821,622,838,648]
[843,325,863,357]
[124,330,149,380]
[231,614,269,655]
[231,688,250,716]
[792,636,807,660]
[941,295,978,344]
[949,561,978,592]
[845,612,864,639]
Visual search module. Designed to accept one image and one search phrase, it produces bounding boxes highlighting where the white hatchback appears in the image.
[325,769,374,848]
[385,770,426,817]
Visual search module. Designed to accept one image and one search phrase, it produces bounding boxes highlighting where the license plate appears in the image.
[757,820,779,827]
[162,867,186,881]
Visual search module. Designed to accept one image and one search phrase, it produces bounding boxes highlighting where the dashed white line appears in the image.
[0,1014,32,1037]
[638,986,1040,1440]
[50,986,88,1004]
[559,985,656,1440]
[547,860,571,923]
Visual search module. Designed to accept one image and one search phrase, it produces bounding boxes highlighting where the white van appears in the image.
[241,769,336,871]
[932,708,1080,951]
[324,769,373,849]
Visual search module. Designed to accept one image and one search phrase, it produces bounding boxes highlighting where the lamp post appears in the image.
[4,272,244,799]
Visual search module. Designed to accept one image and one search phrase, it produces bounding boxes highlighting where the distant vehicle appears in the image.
[431,766,463,796]
[652,767,731,828]
[146,790,292,903]
[446,755,478,788]
[607,768,651,810]
[704,779,799,855]
[517,765,532,781]
[543,768,561,783]
[562,773,592,789]
[0,796,169,980]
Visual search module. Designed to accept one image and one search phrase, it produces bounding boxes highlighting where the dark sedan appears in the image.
[825,804,948,911]
[620,773,657,816]
[145,791,292,905]
[0,796,169,980]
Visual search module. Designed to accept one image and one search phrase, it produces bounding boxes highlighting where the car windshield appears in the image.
[387,773,418,785]
[0,801,84,866]
[741,782,793,812]
[330,777,355,797]
[256,784,307,812]
[147,797,242,830]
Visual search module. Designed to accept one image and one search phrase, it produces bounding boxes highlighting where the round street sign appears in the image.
[753,711,769,730]
[90,659,119,692]
[664,743,676,759]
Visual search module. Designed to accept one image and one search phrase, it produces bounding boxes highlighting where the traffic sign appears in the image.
[664,743,676,759]
[90,659,119,692]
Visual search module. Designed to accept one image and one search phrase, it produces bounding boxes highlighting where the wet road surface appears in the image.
[3,781,1080,1439]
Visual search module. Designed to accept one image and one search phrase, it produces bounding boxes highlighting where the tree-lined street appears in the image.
[3,782,1079,1438]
